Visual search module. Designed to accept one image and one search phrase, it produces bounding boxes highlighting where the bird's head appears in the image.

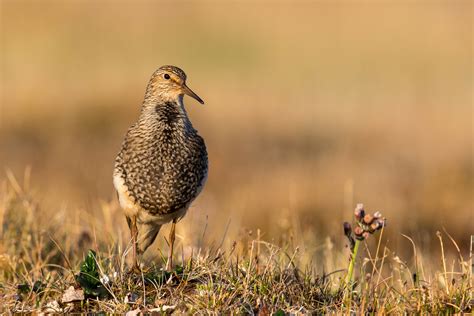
[146,65,204,105]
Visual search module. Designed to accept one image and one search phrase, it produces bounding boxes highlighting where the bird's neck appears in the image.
[139,95,193,131]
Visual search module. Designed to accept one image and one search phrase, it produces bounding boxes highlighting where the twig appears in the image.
[436,231,449,295]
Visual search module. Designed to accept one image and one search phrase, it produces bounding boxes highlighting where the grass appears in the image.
[0,174,471,314]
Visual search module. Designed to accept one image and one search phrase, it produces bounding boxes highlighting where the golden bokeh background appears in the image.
[1,1,472,263]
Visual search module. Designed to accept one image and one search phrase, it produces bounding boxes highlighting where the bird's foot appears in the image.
[125,264,142,276]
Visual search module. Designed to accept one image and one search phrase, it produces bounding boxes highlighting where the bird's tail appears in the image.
[136,223,162,254]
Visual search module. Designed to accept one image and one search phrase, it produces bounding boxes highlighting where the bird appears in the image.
[113,65,208,272]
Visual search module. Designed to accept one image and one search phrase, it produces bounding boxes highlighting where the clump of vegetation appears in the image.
[0,176,472,313]
[75,250,111,299]
[343,203,386,287]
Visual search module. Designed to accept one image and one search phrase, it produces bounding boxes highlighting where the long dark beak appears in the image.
[182,83,204,105]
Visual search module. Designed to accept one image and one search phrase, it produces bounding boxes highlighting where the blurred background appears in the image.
[1,1,472,265]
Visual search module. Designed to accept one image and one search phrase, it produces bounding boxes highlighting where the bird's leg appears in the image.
[130,215,140,273]
[166,219,177,272]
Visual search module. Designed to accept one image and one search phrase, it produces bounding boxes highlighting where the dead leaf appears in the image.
[43,300,62,313]
[126,308,141,316]
[149,305,176,312]
[61,286,84,303]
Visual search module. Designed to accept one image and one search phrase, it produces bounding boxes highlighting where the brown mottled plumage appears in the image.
[113,65,208,271]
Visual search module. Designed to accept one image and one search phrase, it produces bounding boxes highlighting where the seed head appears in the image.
[354,226,364,239]
[354,203,365,220]
[370,221,380,231]
[363,214,374,225]
[376,218,386,229]
[343,222,352,237]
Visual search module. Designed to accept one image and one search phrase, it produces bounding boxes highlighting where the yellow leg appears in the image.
[166,219,177,272]
[130,216,140,272]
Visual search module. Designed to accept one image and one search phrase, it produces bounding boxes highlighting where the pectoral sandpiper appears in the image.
[113,65,208,272]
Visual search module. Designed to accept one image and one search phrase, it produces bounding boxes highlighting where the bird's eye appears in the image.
[164,74,171,80]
